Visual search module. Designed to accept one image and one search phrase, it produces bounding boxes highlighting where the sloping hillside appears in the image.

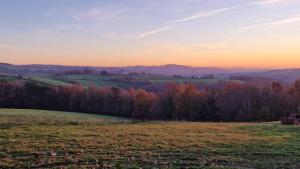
[2,63,300,83]
[0,109,299,168]
[0,63,264,77]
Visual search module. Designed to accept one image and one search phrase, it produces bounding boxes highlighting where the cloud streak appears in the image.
[255,0,287,5]
[137,26,171,40]
[240,14,300,31]
[137,6,238,39]
[266,15,300,27]
[168,6,238,24]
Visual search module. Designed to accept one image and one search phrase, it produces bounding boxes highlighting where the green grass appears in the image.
[0,109,128,126]
[0,75,72,87]
[0,109,299,168]
[62,74,119,87]
[51,74,244,88]
[0,74,244,88]
[29,77,72,86]
[0,75,19,81]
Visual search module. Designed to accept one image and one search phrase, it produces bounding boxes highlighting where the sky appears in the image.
[0,0,300,68]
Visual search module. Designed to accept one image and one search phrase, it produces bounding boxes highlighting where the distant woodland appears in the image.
[1,80,300,122]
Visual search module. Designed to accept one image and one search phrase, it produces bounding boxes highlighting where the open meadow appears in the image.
[0,74,243,89]
[0,109,299,169]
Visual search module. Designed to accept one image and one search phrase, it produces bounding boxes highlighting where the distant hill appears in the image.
[1,63,300,83]
[0,63,91,76]
[0,63,262,76]
[122,64,262,77]
[232,68,300,83]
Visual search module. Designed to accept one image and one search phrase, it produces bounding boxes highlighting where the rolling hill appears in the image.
[0,73,243,90]
[1,63,300,83]
[0,109,299,168]
[235,68,300,83]
[0,63,263,77]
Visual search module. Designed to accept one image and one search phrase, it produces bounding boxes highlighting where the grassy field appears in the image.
[0,75,20,81]
[0,74,243,89]
[0,109,300,168]
[0,75,73,87]
[28,77,72,87]
[51,74,243,88]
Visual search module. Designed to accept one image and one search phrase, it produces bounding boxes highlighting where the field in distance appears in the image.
[0,73,243,89]
[0,109,299,168]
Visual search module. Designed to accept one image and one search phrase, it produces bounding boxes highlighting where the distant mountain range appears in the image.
[1,63,300,83]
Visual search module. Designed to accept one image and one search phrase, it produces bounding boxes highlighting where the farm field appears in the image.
[0,109,299,168]
[0,74,243,89]
[51,74,243,88]
[27,77,72,87]
[0,75,18,81]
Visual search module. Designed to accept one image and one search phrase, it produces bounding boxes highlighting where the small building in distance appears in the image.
[281,112,300,125]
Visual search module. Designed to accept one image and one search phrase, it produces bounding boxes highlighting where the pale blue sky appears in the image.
[1,0,300,67]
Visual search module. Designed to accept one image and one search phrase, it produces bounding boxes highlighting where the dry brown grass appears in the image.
[0,109,300,169]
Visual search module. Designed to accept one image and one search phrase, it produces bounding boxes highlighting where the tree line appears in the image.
[1,80,300,122]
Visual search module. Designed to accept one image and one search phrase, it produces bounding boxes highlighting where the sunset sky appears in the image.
[1,0,300,68]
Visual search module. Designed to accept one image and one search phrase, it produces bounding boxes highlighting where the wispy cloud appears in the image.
[137,26,171,40]
[137,6,238,39]
[240,14,300,31]
[254,0,287,5]
[168,6,238,24]
[72,8,128,21]
[265,15,300,27]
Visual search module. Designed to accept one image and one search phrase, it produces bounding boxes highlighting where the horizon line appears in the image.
[1,62,300,70]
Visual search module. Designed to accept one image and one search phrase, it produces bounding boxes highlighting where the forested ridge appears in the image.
[1,80,300,122]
